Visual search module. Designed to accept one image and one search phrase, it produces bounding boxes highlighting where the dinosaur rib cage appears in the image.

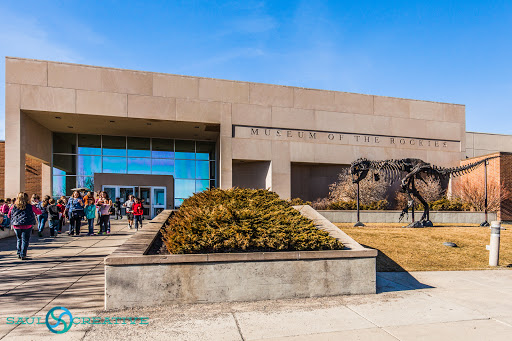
[355,156,498,184]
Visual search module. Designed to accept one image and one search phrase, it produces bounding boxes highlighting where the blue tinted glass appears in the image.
[195,180,210,193]
[152,151,174,158]
[53,154,76,175]
[128,149,151,157]
[52,176,75,197]
[196,161,210,179]
[196,142,215,160]
[175,179,195,198]
[128,158,151,174]
[78,134,101,155]
[152,138,174,158]
[175,160,195,179]
[174,198,184,208]
[52,176,66,197]
[128,137,150,157]
[53,167,66,176]
[77,155,101,176]
[78,147,101,155]
[103,148,126,156]
[77,176,94,191]
[103,157,127,173]
[154,189,165,205]
[152,159,174,175]
[175,152,195,159]
[102,136,126,156]
[195,152,209,160]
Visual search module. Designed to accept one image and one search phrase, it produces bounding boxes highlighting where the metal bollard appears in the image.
[489,221,501,266]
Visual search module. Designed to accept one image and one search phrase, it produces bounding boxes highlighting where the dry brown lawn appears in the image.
[336,223,512,272]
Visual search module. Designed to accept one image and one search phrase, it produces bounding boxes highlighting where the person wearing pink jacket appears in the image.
[8,193,42,260]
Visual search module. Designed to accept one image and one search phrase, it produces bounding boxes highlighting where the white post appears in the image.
[489,221,501,266]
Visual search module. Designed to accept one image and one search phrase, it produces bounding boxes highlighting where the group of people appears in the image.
[0,191,146,260]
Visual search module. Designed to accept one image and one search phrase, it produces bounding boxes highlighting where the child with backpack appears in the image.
[132,198,144,231]
[114,198,122,219]
[84,197,96,236]
[37,197,49,237]
[47,199,60,237]
[0,199,11,230]
[57,199,66,234]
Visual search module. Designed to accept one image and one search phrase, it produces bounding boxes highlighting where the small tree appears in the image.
[452,178,511,212]
[329,169,387,205]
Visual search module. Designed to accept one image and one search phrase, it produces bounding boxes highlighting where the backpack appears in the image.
[48,205,60,220]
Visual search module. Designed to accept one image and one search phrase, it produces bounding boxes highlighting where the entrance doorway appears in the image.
[101,185,166,219]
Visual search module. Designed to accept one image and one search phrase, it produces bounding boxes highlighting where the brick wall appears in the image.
[0,146,44,199]
[25,155,43,198]
[452,152,512,221]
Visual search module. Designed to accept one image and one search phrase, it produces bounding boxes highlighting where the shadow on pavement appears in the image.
[358,244,435,293]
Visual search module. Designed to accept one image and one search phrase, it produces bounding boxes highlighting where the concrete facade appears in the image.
[5,57,468,201]
[466,132,512,158]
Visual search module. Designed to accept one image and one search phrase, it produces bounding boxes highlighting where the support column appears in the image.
[219,103,232,189]
[41,163,52,197]
[271,141,291,199]
[5,83,25,197]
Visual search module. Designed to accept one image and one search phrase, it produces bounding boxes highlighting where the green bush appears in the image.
[287,197,312,206]
[162,188,343,254]
[419,197,472,211]
[326,200,389,210]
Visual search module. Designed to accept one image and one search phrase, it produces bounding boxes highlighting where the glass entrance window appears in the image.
[128,137,150,157]
[78,134,101,155]
[103,136,126,156]
[52,133,218,203]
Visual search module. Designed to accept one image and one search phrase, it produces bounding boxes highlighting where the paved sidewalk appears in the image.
[1,222,512,340]
[0,218,134,340]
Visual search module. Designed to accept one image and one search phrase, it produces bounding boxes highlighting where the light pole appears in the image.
[480,160,489,227]
[354,181,365,227]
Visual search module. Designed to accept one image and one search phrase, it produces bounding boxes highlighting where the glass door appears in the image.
[139,187,151,218]
[103,187,116,203]
[120,187,135,215]
[152,187,166,218]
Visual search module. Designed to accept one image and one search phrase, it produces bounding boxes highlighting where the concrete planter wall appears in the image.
[104,206,377,310]
[0,228,16,240]
[318,210,497,224]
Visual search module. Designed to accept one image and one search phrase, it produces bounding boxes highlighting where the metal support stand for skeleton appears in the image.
[354,181,365,227]
[480,160,490,227]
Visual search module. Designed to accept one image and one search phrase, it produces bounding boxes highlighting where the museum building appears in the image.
[3,57,512,218]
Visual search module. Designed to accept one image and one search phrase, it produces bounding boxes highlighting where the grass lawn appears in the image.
[336,223,512,272]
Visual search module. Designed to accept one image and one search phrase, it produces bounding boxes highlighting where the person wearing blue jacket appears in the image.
[84,197,96,236]
[66,191,84,236]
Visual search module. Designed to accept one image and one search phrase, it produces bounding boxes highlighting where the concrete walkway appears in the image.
[1,221,512,340]
[0,218,134,340]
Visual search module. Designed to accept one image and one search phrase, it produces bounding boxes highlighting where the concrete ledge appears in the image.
[105,206,377,309]
[0,228,16,240]
[318,210,497,224]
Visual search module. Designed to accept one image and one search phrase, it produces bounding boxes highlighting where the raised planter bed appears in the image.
[104,206,377,309]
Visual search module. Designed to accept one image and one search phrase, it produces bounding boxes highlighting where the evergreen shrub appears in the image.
[163,188,344,254]
[326,200,389,210]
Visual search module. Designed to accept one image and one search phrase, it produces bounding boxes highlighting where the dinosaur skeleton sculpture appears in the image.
[349,156,498,227]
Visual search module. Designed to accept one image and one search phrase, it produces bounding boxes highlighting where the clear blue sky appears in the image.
[1,0,511,140]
